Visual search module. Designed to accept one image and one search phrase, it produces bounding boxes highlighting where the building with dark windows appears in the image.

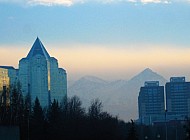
[166,77,190,119]
[138,81,165,125]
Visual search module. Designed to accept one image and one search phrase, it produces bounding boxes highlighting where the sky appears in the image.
[0,0,190,81]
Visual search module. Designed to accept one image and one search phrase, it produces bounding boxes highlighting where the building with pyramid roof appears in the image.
[19,37,67,106]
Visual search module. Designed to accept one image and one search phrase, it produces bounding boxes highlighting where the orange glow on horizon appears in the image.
[1,44,190,80]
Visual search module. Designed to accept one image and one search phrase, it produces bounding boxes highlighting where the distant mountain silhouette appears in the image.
[69,75,107,98]
[68,68,167,121]
[129,68,166,85]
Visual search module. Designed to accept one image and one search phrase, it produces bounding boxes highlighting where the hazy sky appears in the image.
[1,0,190,81]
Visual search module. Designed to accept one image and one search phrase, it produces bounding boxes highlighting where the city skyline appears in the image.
[1,0,190,81]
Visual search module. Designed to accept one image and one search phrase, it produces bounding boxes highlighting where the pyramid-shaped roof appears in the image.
[27,37,50,60]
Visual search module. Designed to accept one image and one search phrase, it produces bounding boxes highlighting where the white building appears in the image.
[19,37,67,106]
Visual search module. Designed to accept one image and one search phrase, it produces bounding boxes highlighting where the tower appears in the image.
[166,77,190,119]
[19,37,67,107]
[0,66,18,106]
[138,81,165,125]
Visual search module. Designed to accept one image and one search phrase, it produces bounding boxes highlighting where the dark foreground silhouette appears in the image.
[0,85,190,140]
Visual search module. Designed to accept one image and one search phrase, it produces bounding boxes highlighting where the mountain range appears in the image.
[68,68,167,122]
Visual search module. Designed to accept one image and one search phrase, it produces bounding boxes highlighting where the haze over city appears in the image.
[1,0,190,81]
[2,1,190,139]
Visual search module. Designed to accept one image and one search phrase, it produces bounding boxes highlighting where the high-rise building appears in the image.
[19,37,67,106]
[138,81,165,124]
[0,67,10,90]
[0,66,18,87]
[0,66,18,105]
[166,77,190,118]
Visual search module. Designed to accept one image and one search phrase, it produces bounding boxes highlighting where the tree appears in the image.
[88,99,102,120]
[48,99,61,124]
[47,99,62,140]
[64,96,86,140]
[0,86,10,124]
[67,96,85,119]
[127,120,139,140]
[32,97,44,123]
[30,97,45,140]
[25,92,31,112]
[87,99,120,140]
[10,83,24,125]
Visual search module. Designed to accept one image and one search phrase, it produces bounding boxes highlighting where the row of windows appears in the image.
[143,96,163,99]
[171,103,188,106]
[145,107,163,110]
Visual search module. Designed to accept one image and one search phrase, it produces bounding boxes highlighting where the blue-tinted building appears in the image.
[166,77,190,118]
[138,81,165,125]
[19,37,67,107]
[0,38,67,107]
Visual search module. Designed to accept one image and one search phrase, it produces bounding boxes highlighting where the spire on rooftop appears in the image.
[27,37,50,60]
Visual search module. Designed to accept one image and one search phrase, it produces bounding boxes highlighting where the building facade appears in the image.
[138,81,165,125]
[166,77,190,118]
[0,66,18,106]
[0,66,18,87]
[19,37,67,106]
